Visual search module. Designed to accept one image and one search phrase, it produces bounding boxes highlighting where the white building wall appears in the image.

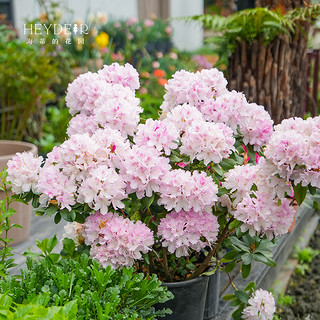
[12,0,203,51]
[170,0,203,51]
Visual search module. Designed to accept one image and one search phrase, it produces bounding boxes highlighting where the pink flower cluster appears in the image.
[165,103,204,134]
[264,116,320,188]
[83,212,154,269]
[66,63,142,137]
[158,209,219,257]
[158,170,218,213]
[6,152,43,194]
[134,119,179,155]
[36,128,130,211]
[160,68,228,114]
[161,69,273,151]
[200,91,273,150]
[77,166,126,213]
[180,121,235,165]
[242,289,276,320]
[234,191,295,239]
[121,145,171,199]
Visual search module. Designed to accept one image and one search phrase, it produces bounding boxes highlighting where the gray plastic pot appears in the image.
[204,270,221,319]
[160,276,209,320]
[0,140,38,244]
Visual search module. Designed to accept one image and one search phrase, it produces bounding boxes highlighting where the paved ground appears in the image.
[10,213,67,274]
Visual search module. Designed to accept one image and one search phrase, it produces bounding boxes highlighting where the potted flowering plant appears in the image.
[6,63,320,320]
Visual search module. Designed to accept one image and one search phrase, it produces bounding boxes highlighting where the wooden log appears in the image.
[265,95,272,114]
[251,40,259,73]
[263,44,273,93]
[243,82,249,99]
[257,41,267,91]
[236,64,243,90]
[241,40,247,71]
[258,89,265,106]
[249,75,257,102]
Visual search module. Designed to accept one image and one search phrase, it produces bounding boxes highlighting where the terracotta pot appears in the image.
[0,140,38,244]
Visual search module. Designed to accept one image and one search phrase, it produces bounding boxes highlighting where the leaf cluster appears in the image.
[223,282,256,320]
[0,292,77,320]
[222,232,278,279]
[0,237,173,319]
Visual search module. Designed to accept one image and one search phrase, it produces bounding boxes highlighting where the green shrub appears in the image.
[0,292,77,319]
[0,236,173,319]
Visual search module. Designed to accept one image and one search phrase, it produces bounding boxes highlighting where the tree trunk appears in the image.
[227,0,311,123]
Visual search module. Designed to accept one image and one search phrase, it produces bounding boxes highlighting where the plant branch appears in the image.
[190,217,234,279]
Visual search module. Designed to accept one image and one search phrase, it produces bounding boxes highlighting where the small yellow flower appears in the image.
[95,31,109,48]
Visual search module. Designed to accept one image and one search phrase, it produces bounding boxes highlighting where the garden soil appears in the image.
[276,223,320,320]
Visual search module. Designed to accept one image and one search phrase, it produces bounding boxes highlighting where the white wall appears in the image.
[12,0,203,50]
[13,0,139,38]
[170,0,203,51]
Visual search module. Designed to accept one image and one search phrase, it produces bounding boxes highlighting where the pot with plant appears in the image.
[6,63,320,320]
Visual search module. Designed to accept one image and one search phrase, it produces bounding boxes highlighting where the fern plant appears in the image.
[185,4,320,66]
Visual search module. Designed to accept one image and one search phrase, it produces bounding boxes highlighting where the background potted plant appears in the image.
[0,24,59,243]
[6,63,320,320]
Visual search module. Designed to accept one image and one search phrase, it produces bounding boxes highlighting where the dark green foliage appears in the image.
[0,237,173,319]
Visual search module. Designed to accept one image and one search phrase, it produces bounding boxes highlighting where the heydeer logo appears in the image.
[24,23,89,46]
[23,23,89,35]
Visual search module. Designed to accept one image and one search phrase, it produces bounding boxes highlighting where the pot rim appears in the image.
[163,275,208,288]
[0,140,37,161]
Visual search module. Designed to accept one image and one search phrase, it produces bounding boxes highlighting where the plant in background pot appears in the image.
[6,63,320,320]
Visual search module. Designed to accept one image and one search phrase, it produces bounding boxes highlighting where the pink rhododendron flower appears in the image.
[242,289,275,320]
[180,121,235,165]
[121,145,171,199]
[93,83,142,136]
[83,212,154,269]
[160,68,227,114]
[165,103,204,134]
[6,152,43,194]
[264,116,320,188]
[158,209,219,257]
[223,164,259,205]
[158,169,218,213]
[66,72,105,115]
[78,165,127,213]
[134,119,179,155]
[67,114,99,136]
[93,128,130,169]
[37,165,77,211]
[234,191,295,239]
[98,62,140,90]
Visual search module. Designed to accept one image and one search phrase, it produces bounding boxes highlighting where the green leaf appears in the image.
[293,183,307,206]
[46,205,58,217]
[229,219,241,230]
[222,250,239,262]
[235,290,249,304]
[244,281,256,292]
[54,213,61,224]
[47,235,58,253]
[224,261,236,273]
[212,164,224,177]
[241,263,251,279]
[217,187,228,197]
[220,158,236,171]
[223,294,236,301]
[308,184,317,195]
[241,253,253,265]
[229,237,250,252]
